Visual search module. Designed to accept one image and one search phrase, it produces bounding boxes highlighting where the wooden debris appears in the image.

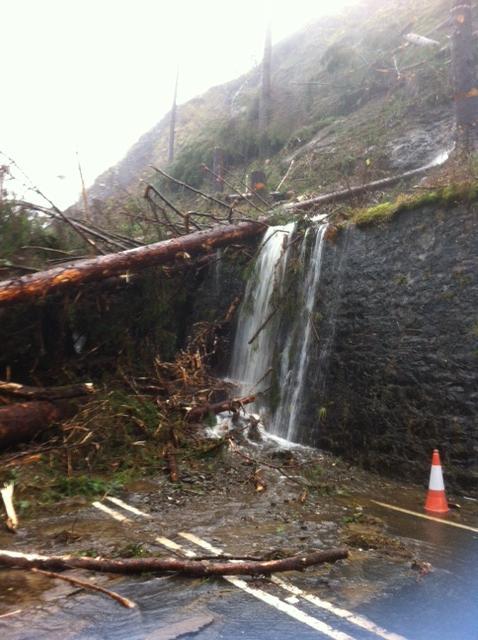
[186,395,255,422]
[276,159,295,191]
[404,33,440,47]
[1,482,18,532]
[165,445,179,482]
[0,401,66,448]
[285,161,447,213]
[151,165,233,212]
[0,547,349,576]
[0,609,22,619]
[202,165,269,215]
[253,469,267,493]
[0,380,94,402]
[31,568,136,608]
[0,221,265,308]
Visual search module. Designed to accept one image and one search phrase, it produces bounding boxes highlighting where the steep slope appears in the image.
[88,0,462,209]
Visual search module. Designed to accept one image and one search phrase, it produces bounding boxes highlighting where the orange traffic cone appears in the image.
[424,449,449,514]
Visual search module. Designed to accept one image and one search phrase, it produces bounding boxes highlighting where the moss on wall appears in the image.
[350,182,478,227]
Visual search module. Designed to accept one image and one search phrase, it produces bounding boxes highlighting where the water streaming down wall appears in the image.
[271,224,328,441]
[229,224,295,408]
[229,222,329,442]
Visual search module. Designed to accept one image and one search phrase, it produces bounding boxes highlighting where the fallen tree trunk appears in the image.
[0,400,72,448]
[0,221,265,308]
[186,395,256,422]
[0,547,348,576]
[285,156,448,212]
[0,381,94,402]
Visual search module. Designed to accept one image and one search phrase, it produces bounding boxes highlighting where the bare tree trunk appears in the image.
[451,0,478,150]
[259,25,272,155]
[0,221,264,308]
[0,380,94,401]
[0,547,349,576]
[284,159,447,212]
[212,147,225,192]
[77,152,91,222]
[168,70,179,163]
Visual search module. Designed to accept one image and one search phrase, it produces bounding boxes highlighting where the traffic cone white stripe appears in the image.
[428,465,445,491]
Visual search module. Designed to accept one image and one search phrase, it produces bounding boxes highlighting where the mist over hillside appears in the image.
[87,0,459,209]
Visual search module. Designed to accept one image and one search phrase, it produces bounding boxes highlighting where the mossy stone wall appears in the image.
[304,202,478,494]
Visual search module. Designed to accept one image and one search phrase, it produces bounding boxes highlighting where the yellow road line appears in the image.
[371,501,478,533]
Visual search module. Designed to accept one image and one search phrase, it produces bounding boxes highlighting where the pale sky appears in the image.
[1,0,354,208]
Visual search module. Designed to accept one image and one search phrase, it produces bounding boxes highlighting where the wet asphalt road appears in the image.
[359,500,478,640]
[3,495,477,640]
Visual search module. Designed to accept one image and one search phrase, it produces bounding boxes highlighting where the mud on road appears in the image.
[0,420,477,639]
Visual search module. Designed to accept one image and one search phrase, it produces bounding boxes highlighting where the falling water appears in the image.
[271,223,328,441]
[229,223,295,402]
[230,221,329,442]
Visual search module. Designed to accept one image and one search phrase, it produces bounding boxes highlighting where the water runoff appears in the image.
[229,221,329,443]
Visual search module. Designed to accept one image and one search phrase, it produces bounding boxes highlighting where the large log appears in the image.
[0,221,265,308]
[0,547,348,576]
[0,400,72,448]
[0,380,94,401]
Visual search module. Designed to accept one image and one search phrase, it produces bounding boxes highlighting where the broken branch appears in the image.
[0,547,348,576]
[1,483,18,532]
[186,395,256,422]
[151,166,233,212]
[31,568,136,609]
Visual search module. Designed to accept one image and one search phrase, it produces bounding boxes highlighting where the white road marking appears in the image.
[371,501,478,533]
[178,532,222,554]
[105,496,152,518]
[271,576,406,640]
[154,536,196,558]
[91,501,357,640]
[92,501,130,522]
[178,532,406,640]
[216,575,355,640]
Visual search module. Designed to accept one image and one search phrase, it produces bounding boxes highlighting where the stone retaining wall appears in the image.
[309,203,477,494]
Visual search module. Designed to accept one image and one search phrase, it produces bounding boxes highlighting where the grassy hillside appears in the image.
[87,0,470,215]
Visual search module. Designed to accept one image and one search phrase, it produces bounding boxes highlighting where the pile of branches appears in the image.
[136,320,230,413]
[53,315,252,479]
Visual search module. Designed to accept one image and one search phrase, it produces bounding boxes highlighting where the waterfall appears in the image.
[272,224,328,441]
[229,222,329,443]
[229,223,295,403]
